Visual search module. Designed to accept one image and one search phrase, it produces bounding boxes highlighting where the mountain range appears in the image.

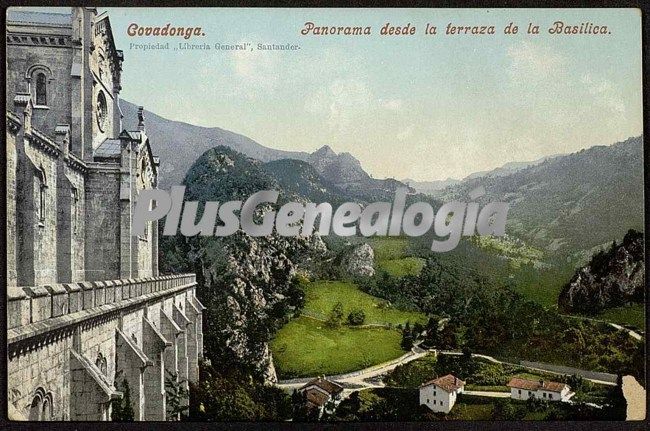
[120,100,309,189]
[440,137,644,261]
[121,99,411,198]
[122,99,643,262]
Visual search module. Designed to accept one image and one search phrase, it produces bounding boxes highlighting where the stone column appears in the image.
[160,309,185,419]
[172,304,191,395]
[55,125,72,283]
[141,317,171,420]
[13,95,35,287]
[184,297,201,384]
[6,112,21,287]
[119,137,135,278]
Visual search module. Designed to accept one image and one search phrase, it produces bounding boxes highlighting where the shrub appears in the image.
[347,309,366,326]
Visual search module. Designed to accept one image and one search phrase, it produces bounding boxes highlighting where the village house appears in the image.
[299,377,344,416]
[506,377,572,402]
[419,374,465,414]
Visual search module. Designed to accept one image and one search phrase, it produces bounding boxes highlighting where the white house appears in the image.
[506,377,572,402]
[419,374,465,414]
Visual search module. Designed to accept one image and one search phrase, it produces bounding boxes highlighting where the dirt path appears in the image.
[561,314,643,341]
[276,344,429,390]
[622,375,646,420]
[463,390,510,398]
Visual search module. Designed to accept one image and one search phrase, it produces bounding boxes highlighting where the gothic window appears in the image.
[37,167,47,223]
[35,73,47,105]
[71,187,79,234]
[29,393,43,420]
[95,352,108,375]
[29,388,49,420]
[96,91,108,132]
[41,395,53,421]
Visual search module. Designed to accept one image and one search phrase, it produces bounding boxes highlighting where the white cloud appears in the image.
[506,41,565,83]
[229,40,279,99]
[380,99,402,111]
[581,73,626,115]
[305,78,373,131]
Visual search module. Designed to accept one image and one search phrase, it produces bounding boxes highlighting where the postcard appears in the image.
[5,6,645,426]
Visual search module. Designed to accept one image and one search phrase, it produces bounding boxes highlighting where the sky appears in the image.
[13,8,644,181]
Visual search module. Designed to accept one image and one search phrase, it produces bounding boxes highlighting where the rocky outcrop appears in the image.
[558,230,644,313]
[198,231,326,382]
[338,243,375,278]
[306,145,414,202]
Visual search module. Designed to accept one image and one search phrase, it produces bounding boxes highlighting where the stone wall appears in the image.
[8,274,203,421]
[84,164,122,281]
[19,130,60,286]
[6,113,20,287]
[5,34,74,135]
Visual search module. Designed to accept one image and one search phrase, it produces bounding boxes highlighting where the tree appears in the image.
[493,398,519,420]
[165,370,189,420]
[607,375,627,420]
[111,378,135,421]
[326,302,344,328]
[347,309,366,326]
[401,322,414,351]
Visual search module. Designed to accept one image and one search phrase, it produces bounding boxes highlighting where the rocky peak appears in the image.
[558,230,644,314]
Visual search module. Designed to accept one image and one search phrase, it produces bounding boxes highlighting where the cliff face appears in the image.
[160,146,329,382]
[198,232,326,382]
[558,230,644,314]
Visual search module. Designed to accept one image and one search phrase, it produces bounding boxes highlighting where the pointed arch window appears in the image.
[29,392,43,420]
[35,73,47,105]
[71,187,79,234]
[37,167,48,224]
[29,388,52,420]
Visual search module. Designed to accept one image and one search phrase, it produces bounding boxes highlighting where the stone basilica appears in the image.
[6,8,203,421]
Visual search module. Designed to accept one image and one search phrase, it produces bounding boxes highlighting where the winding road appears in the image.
[276,348,646,420]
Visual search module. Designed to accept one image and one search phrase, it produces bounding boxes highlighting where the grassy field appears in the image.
[271,280,427,378]
[448,400,494,420]
[270,316,405,378]
[367,237,425,277]
[303,280,426,325]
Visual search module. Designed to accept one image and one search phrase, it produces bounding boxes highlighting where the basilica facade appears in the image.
[6,8,203,421]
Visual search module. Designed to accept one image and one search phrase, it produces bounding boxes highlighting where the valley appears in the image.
[147,110,644,421]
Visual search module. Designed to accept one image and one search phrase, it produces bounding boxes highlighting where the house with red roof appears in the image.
[506,377,572,401]
[299,377,344,417]
[419,374,465,414]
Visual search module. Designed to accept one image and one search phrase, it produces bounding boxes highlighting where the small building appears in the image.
[506,377,572,402]
[299,377,344,416]
[419,374,465,414]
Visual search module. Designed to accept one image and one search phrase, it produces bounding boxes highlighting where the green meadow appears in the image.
[271,280,426,378]
[368,237,425,277]
[303,280,426,325]
[270,316,405,378]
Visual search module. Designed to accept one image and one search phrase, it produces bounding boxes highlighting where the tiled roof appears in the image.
[94,139,121,158]
[300,377,343,396]
[7,10,72,26]
[305,388,330,408]
[507,377,567,393]
[421,374,465,392]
